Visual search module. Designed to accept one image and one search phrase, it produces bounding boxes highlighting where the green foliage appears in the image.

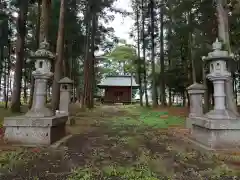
[108,45,137,62]
[22,0,121,96]
[68,165,160,180]
[139,111,184,128]
[130,0,240,95]
[106,44,138,74]
[110,107,184,128]
[0,148,40,170]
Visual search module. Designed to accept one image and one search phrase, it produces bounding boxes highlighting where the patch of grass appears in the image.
[0,148,40,172]
[139,111,184,128]
[111,116,141,127]
[119,105,146,115]
[200,163,240,178]
[108,107,184,129]
[119,135,143,149]
[68,165,163,180]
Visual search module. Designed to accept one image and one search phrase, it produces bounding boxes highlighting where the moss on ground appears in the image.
[108,106,184,129]
[0,105,239,180]
[66,105,240,180]
[0,147,43,173]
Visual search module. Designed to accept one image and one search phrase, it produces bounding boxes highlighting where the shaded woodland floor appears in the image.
[0,105,239,180]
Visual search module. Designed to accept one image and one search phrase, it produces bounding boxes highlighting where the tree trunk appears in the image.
[23,56,27,104]
[141,0,149,107]
[5,39,11,109]
[40,0,51,42]
[167,9,172,106]
[11,0,28,112]
[225,75,238,114]
[0,46,3,98]
[51,0,65,111]
[23,77,27,104]
[4,44,8,108]
[182,91,186,106]
[202,66,209,112]
[150,0,157,107]
[216,0,230,52]
[160,5,166,106]
[81,11,91,108]
[168,90,172,106]
[29,0,41,108]
[5,57,10,109]
[188,12,196,83]
[136,5,143,106]
[89,14,98,109]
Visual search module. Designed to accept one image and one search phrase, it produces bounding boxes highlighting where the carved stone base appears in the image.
[205,109,238,120]
[25,107,54,117]
[3,114,67,146]
[189,116,240,149]
[185,117,192,129]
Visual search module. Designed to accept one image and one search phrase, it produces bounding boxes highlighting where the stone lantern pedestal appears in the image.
[185,83,205,129]
[57,77,75,125]
[3,41,68,146]
[188,39,240,150]
[58,77,73,115]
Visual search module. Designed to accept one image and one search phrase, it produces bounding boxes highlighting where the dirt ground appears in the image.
[0,105,239,180]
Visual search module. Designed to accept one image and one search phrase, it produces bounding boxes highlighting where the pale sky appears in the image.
[96,0,134,55]
[110,0,134,44]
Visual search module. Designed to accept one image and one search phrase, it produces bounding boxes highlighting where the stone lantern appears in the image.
[25,40,54,117]
[58,77,73,114]
[203,39,234,119]
[3,40,68,146]
[188,39,240,150]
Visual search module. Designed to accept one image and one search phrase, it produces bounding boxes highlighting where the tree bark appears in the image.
[11,0,28,112]
[89,14,98,108]
[160,5,166,106]
[188,12,196,83]
[29,0,41,108]
[216,0,237,114]
[40,0,51,42]
[51,0,65,111]
[150,0,157,107]
[81,2,92,108]
[81,27,90,108]
[141,0,149,107]
[202,66,209,112]
[5,39,11,109]
[136,5,143,106]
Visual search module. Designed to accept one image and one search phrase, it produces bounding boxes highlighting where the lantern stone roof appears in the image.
[32,40,55,59]
[58,77,73,84]
[187,83,205,90]
[97,75,139,88]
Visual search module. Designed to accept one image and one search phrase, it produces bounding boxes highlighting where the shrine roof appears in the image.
[97,75,139,88]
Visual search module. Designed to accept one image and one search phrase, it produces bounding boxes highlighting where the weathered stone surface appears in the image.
[3,40,68,146]
[186,83,205,129]
[58,77,73,115]
[58,77,73,84]
[185,117,192,129]
[26,41,54,118]
[189,114,240,149]
[188,40,240,150]
[59,92,70,114]
[191,119,240,149]
[32,40,55,59]
[3,114,67,146]
[187,83,205,91]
